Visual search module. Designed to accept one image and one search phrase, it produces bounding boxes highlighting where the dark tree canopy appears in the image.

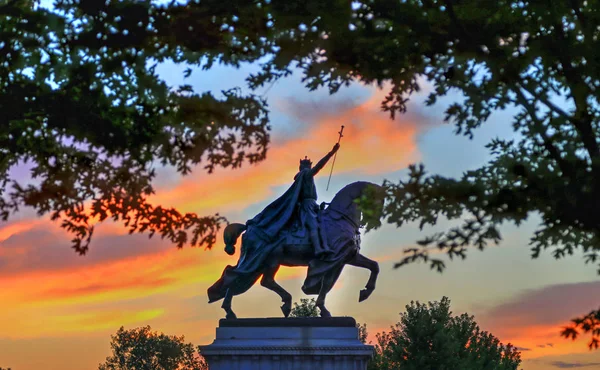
[98,326,207,370]
[4,0,600,347]
[367,297,522,370]
[1,0,271,254]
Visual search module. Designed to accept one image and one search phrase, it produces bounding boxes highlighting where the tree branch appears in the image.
[444,0,473,42]
[569,0,588,32]
[514,86,574,177]
[546,5,599,160]
[519,84,572,121]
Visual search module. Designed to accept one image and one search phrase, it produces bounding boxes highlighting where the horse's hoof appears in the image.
[320,311,332,318]
[281,301,292,318]
[359,289,372,302]
[318,307,332,318]
[225,311,237,320]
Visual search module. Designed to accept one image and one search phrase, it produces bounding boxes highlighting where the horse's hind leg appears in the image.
[315,272,337,318]
[260,265,293,317]
[221,289,237,319]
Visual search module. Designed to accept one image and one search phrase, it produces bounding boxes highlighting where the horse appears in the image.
[207,181,384,319]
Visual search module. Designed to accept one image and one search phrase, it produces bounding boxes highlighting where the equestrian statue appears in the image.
[207,129,385,319]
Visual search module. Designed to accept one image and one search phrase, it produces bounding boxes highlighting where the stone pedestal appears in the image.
[199,317,373,369]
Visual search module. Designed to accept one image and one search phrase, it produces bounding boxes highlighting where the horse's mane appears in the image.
[328,181,377,207]
[322,181,380,223]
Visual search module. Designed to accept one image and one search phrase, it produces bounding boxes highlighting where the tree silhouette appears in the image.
[368,297,522,370]
[98,326,207,370]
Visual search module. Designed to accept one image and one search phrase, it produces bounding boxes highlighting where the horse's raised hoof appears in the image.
[281,301,292,318]
[359,289,372,302]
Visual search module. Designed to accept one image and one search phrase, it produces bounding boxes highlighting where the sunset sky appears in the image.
[3,13,600,370]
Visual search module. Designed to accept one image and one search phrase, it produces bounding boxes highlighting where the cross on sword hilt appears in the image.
[336,125,345,143]
[326,125,344,191]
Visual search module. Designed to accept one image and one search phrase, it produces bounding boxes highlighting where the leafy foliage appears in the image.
[289,298,319,318]
[367,297,522,370]
[1,0,270,254]
[98,326,207,370]
[357,321,368,344]
[562,310,600,350]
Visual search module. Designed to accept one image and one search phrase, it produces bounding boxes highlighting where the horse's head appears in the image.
[327,181,385,229]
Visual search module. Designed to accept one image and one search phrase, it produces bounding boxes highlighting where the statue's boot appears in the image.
[311,231,333,259]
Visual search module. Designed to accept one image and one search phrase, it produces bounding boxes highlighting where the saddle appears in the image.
[286,202,329,245]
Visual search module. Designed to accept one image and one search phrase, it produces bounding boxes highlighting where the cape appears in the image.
[245,169,311,240]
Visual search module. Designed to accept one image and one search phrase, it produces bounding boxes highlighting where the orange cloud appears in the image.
[0,219,44,243]
[0,229,316,339]
[473,280,600,360]
[47,308,166,335]
[495,323,591,359]
[0,247,207,336]
[522,351,600,370]
[150,88,424,215]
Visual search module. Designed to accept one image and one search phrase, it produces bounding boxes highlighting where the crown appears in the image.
[299,156,312,167]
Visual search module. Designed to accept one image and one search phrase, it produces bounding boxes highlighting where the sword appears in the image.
[326,125,344,191]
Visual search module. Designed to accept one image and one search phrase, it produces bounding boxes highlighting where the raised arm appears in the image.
[310,143,340,176]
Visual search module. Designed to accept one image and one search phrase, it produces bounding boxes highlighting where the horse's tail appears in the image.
[223,223,247,255]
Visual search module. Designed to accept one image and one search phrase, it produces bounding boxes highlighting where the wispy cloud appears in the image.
[550,361,600,368]
[479,280,600,336]
[0,219,44,243]
[0,224,179,276]
[523,351,600,370]
[0,222,307,339]
[150,88,427,216]
[475,281,600,359]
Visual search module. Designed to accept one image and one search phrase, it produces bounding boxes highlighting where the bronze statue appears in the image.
[207,139,385,319]
[293,144,339,259]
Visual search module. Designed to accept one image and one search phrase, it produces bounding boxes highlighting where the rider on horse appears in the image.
[294,143,340,258]
[245,142,340,259]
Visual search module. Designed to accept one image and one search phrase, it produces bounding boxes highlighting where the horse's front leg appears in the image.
[347,253,379,302]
